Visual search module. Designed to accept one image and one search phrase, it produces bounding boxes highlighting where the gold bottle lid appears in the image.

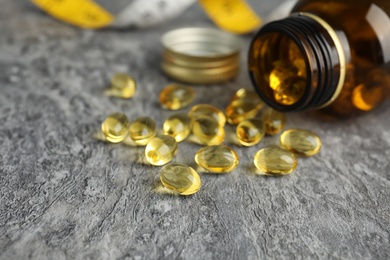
[161,27,241,84]
[162,62,239,84]
[163,51,240,69]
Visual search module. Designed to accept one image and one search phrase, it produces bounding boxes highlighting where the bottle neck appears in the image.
[248,13,347,111]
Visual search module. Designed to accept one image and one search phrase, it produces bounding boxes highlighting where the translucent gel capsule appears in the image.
[163,113,190,142]
[269,65,295,90]
[191,116,225,146]
[288,41,302,61]
[189,104,226,126]
[280,129,322,156]
[105,73,136,99]
[273,76,306,105]
[159,84,195,110]
[225,99,262,125]
[145,135,178,166]
[225,88,265,125]
[254,146,297,175]
[260,107,286,135]
[230,88,264,109]
[160,163,201,195]
[352,82,385,111]
[292,59,307,77]
[236,118,265,146]
[195,145,239,173]
[129,116,156,146]
[101,112,131,143]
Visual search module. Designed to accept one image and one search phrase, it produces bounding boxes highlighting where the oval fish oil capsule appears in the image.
[269,62,296,90]
[105,73,136,99]
[163,113,191,142]
[254,146,297,175]
[230,89,264,109]
[225,99,262,125]
[101,112,131,143]
[236,118,265,146]
[191,116,225,146]
[280,129,322,156]
[189,104,226,126]
[260,107,286,135]
[195,145,239,173]
[160,163,201,195]
[145,135,178,166]
[129,116,157,146]
[159,84,195,110]
[225,89,264,125]
[273,76,306,106]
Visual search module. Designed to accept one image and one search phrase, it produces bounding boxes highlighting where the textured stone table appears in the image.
[1,1,389,259]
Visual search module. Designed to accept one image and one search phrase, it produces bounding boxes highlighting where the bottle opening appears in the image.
[256,32,308,106]
[248,13,346,112]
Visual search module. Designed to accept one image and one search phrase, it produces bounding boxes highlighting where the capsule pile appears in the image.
[97,77,323,195]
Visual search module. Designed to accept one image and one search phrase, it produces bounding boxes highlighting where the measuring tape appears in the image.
[32,0,262,33]
[198,0,261,34]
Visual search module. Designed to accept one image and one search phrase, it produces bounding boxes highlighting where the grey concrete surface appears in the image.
[0,0,389,259]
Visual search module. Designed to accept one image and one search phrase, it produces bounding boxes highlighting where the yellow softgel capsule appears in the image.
[254,146,297,175]
[163,113,190,142]
[191,116,225,146]
[273,76,306,105]
[159,84,195,110]
[230,89,264,109]
[260,107,286,135]
[351,82,384,111]
[195,145,239,173]
[280,129,322,156]
[269,65,295,90]
[129,116,156,146]
[236,118,265,146]
[101,112,131,143]
[226,89,264,125]
[225,99,262,125]
[160,163,201,195]
[145,135,178,166]
[189,104,226,126]
[105,73,136,99]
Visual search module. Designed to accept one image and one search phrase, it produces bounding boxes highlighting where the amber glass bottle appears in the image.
[248,0,390,115]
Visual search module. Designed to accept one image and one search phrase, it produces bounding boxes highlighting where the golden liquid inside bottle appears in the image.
[129,116,156,146]
[249,0,390,115]
[101,112,131,143]
[280,129,322,156]
[195,145,239,173]
[273,76,306,105]
[159,84,195,110]
[269,66,295,91]
[254,146,297,175]
[160,163,201,195]
[145,135,178,166]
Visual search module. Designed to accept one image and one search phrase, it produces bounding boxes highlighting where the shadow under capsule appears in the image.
[92,129,154,165]
[244,164,292,177]
[151,180,181,196]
